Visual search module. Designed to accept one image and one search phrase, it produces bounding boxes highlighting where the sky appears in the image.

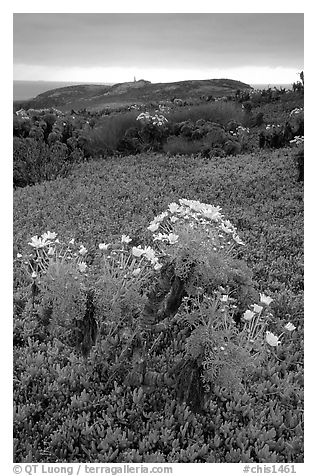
[14,12,304,85]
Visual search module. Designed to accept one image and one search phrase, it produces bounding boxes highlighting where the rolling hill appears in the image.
[16,78,253,112]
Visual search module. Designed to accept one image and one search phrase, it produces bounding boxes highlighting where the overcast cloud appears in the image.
[13,13,304,84]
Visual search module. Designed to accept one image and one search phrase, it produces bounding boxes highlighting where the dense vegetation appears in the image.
[13,85,304,463]
[13,88,304,188]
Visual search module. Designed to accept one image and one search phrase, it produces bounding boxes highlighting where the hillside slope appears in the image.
[20,78,252,112]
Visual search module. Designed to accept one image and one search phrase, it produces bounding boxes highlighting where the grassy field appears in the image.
[13,146,304,463]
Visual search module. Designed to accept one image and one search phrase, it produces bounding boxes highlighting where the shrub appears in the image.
[13,137,79,188]
[242,101,253,113]
[252,112,264,127]
[163,136,204,156]
[134,112,170,152]
[223,140,242,156]
[83,111,140,156]
[290,136,304,182]
[168,102,246,127]
[13,117,32,138]
[203,124,227,147]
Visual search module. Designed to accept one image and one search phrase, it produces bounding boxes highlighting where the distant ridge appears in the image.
[13,80,112,101]
[15,78,252,112]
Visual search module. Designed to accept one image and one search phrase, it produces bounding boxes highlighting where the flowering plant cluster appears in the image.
[178,285,297,394]
[156,104,171,115]
[16,229,166,354]
[14,232,95,353]
[265,124,283,131]
[19,231,88,279]
[136,111,168,126]
[290,135,304,147]
[229,125,250,137]
[15,199,298,403]
[142,199,298,395]
[147,198,245,252]
[97,233,163,286]
[242,293,296,348]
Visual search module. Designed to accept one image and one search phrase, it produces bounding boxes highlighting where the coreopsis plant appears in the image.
[176,289,276,394]
[135,111,169,151]
[83,235,166,379]
[148,198,246,250]
[142,200,298,401]
[17,232,93,353]
[15,201,298,406]
[17,230,164,359]
[24,232,88,279]
[147,198,251,299]
[91,235,163,338]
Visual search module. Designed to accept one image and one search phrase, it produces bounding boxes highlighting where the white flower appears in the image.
[153,233,167,242]
[233,234,245,246]
[136,112,151,121]
[290,136,304,146]
[168,202,181,213]
[154,212,168,223]
[201,204,222,221]
[121,234,132,244]
[41,231,57,242]
[170,216,179,223]
[132,246,144,258]
[99,243,110,250]
[132,267,141,277]
[221,223,233,234]
[154,262,163,271]
[252,304,263,314]
[28,236,45,249]
[148,222,160,232]
[167,233,179,245]
[79,245,88,256]
[78,262,87,273]
[220,295,229,302]
[285,322,296,332]
[143,246,156,262]
[31,271,37,279]
[179,198,203,213]
[243,310,255,321]
[265,331,281,347]
[260,293,273,305]
[47,247,55,256]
